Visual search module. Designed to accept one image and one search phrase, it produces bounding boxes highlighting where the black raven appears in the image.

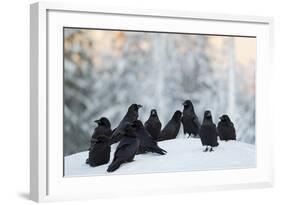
[199,110,219,152]
[89,117,112,149]
[86,135,111,167]
[144,109,162,140]
[110,104,142,144]
[134,120,167,155]
[181,100,200,138]
[158,110,182,142]
[107,122,140,172]
[217,114,236,141]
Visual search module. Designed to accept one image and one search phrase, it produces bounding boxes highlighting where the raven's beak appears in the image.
[91,138,98,143]
[94,119,101,124]
[137,104,142,108]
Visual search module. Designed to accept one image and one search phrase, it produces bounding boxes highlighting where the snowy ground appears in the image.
[64,137,256,177]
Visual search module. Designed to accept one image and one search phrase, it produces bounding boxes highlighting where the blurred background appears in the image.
[63,28,256,156]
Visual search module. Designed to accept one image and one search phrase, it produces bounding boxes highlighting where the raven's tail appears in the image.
[107,160,122,172]
[151,146,167,155]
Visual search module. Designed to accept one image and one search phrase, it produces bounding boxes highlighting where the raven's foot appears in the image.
[203,147,209,152]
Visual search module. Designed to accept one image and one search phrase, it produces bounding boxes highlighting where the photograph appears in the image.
[63,28,256,177]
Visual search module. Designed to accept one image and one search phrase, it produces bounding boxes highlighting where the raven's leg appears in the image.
[209,147,214,152]
[203,146,209,152]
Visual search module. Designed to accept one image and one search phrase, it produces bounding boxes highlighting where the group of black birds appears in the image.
[85,100,236,172]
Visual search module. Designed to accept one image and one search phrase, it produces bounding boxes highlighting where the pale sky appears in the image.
[208,36,256,68]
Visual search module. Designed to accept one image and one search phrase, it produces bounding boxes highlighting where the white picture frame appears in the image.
[30,2,274,202]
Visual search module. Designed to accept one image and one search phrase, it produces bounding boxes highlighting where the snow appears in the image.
[64,137,256,177]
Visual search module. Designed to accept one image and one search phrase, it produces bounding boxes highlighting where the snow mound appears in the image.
[64,138,256,177]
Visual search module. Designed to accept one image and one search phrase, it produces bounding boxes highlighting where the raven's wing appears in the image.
[192,115,201,129]
[144,118,150,128]
[111,115,128,136]
[110,122,127,144]
[138,130,156,147]
[114,138,138,160]
[199,126,208,145]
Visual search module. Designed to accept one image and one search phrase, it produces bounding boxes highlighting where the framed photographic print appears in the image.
[30,2,274,202]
